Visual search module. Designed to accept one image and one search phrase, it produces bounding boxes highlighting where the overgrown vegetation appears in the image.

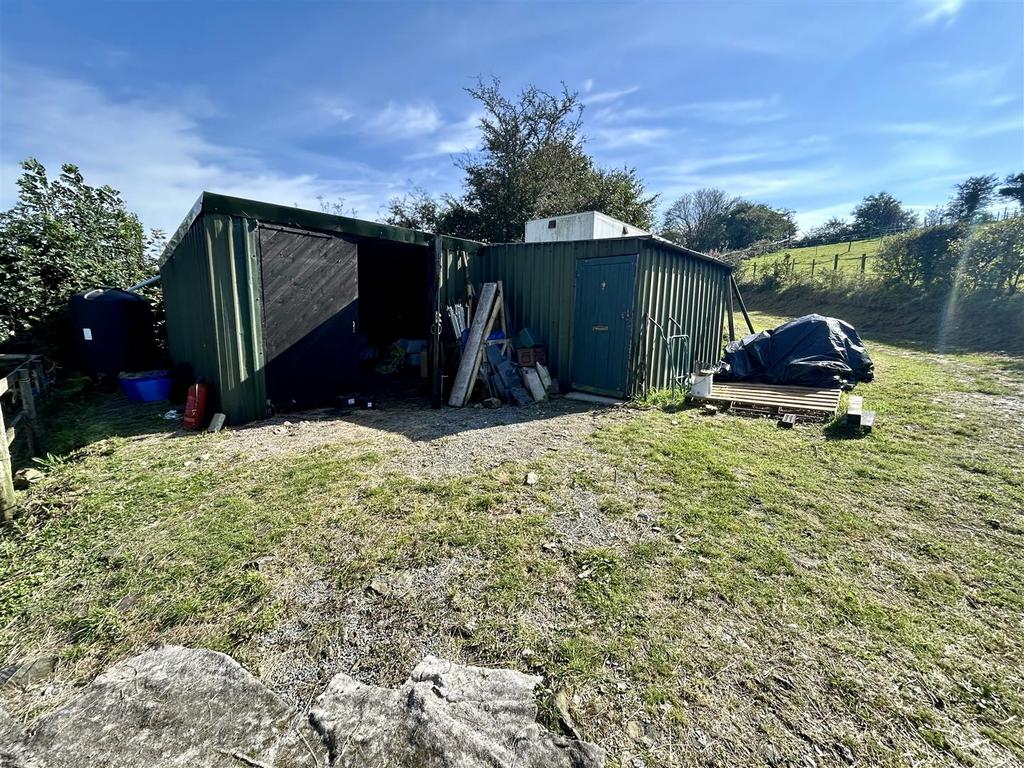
[2,314,1022,766]
[384,78,658,242]
[0,159,163,357]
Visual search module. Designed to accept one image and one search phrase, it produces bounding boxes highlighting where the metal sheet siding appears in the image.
[474,239,646,390]
[632,241,729,394]
[160,213,266,423]
[474,238,729,396]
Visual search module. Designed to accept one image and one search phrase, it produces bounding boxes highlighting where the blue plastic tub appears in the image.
[119,370,171,402]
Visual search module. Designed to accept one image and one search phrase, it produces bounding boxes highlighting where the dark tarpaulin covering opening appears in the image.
[716,314,874,389]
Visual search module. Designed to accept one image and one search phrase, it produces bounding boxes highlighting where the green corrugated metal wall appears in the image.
[161,198,482,423]
[633,241,729,394]
[161,214,266,423]
[474,238,730,396]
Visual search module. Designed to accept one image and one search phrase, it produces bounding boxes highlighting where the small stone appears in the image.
[114,593,141,613]
[625,720,643,740]
[525,472,539,486]
[837,744,855,765]
[13,468,43,489]
[273,427,287,436]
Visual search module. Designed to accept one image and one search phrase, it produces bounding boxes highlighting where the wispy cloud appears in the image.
[408,111,484,159]
[679,95,787,124]
[365,101,442,140]
[584,86,639,105]
[0,67,415,231]
[591,126,671,149]
[918,0,966,25]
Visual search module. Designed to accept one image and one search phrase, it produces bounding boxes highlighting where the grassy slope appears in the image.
[742,237,887,277]
[2,316,1023,766]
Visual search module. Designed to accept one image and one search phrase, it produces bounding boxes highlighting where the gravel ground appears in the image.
[222,396,632,478]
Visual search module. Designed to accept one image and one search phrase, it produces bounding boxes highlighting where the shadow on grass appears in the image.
[823,418,871,441]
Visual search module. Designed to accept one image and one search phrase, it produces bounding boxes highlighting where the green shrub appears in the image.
[956,217,1024,294]
[876,224,963,290]
[0,159,161,357]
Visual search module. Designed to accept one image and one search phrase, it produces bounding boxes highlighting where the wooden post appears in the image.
[430,237,443,409]
[0,398,14,520]
[811,258,816,276]
[861,254,867,273]
[833,254,839,271]
[449,282,499,407]
[16,369,36,457]
[730,275,755,335]
[727,277,736,342]
[752,262,757,280]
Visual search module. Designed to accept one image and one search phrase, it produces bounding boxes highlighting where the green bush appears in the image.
[0,159,161,357]
[875,224,963,290]
[956,217,1024,294]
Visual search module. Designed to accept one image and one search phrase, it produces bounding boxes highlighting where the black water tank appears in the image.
[69,288,156,376]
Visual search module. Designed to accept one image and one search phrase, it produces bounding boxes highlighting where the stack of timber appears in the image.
[448,282,551,408]
[689,379,841,421]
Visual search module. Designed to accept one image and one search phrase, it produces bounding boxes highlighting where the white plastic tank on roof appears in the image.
[524,211,649,243]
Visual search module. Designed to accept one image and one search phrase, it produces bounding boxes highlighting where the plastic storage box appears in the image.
[119,370,171,402]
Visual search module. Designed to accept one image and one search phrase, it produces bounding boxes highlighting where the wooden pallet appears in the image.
[690,381,841,421]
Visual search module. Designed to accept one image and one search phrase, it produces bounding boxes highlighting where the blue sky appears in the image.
[2,0,1022,237]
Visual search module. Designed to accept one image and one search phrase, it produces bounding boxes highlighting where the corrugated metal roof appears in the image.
[160,192,484,266]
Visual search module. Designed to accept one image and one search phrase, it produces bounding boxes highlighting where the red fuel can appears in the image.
[183,381,210,430]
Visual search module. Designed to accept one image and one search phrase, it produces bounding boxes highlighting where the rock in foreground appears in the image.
[310,655,604,767]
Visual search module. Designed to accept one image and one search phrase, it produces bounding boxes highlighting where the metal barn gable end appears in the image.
[159,192,483,423]
[475,237,731,398]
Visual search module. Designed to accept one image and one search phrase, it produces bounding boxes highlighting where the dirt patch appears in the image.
[219,397,631,479]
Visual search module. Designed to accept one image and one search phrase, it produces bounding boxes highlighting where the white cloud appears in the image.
[591,126,671,148]
[793,201,855,233]
[419,112,484,157]
[584,86,639,105]
[918,0,965,25]
[0,68,418,232]
[679,95,786,124]
[365,101,442,140]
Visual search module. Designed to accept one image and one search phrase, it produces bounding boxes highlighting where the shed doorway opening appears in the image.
[258,224,433,411]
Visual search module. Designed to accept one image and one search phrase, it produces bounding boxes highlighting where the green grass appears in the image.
[2,313,1023,766]
[742,236,888,278]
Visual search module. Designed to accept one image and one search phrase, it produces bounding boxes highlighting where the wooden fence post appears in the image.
[833,254,840,271]
[811,258,816,276]
[0,398,14,520]
[752,262,757,280]
[861,254,867,273]
[16,369,36,457]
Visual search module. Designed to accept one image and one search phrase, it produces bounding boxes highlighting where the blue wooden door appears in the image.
[571,255,637,397]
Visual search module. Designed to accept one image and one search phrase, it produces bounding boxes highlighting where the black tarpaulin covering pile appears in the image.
[716,314,874,389]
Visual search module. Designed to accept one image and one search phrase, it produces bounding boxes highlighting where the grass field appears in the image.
[2,311,1023,766]
[741,237,889,279]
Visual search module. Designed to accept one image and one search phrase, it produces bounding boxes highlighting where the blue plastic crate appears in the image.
[119,371,171,402]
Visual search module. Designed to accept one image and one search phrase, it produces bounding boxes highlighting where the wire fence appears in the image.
[742,252,878,282]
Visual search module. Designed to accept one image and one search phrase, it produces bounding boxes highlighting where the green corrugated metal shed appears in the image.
[475,236,731,397]
[160,192,731,420]
[160,192,482,423]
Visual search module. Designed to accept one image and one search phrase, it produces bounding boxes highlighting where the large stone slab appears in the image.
[310,655,604,767]
[10,646,325,768]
